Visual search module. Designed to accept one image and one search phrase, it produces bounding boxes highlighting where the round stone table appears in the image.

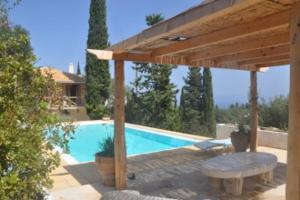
[200,152,277,195]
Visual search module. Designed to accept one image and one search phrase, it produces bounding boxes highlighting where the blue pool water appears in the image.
[68,123,196,162]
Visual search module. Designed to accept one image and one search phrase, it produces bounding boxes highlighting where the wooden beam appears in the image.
[188,32,289,61]
[191,60,260,71]
[87,49,193,65]
[87,49,113,60]
[237,54,289,66]
[114,60,127,190]
[250,71,258,152]
[287,2,300,200]
[152,11,289,56]
[109,0,265,53]
[255,60,290,68]
[214,45,289,64]
[87,49,269,71]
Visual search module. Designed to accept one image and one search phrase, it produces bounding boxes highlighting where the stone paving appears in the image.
[50,145,286,200]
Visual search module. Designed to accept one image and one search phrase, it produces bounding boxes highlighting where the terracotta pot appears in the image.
[230,131,249,152]
[95,156,115,186]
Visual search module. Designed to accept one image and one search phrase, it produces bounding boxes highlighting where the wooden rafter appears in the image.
[109,0,266,53]
[213,45,289,64]
[152,10,289,56]
[255,60,290,68]
[237,54,289,66]
[188,33,289,61]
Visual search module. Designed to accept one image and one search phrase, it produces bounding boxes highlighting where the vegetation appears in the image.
[95,136,114,157]
[259,95,288,130]
[77,61,81,75]
[85,0,110,119]
[179,67,216,136]
[202,68,216,136]
[126,14,180,131]
[0,4,74,199]
[216,95,289,131]
[237,123,250,135]
[179,68,203,134]
[215,103,250,125]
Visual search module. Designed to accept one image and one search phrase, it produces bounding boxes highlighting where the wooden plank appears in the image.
[87,48,268,71]
[192,61,260,71]
[109,0,265,53]
[87,49,113,60]
[87,49,193,65]
[188,32,289,61]
[250,71,258,152]
[287,2,300,200]
[237,54,289,65]
[114,60,127,190]
[214,45,289,64]
[152,11,289,56]
[255,60,290,68]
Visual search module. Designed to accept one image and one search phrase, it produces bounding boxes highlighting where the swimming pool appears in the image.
[68,123,197,162]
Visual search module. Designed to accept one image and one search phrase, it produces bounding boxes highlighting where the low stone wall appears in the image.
[258,129,287,150]
[216,124,287,150]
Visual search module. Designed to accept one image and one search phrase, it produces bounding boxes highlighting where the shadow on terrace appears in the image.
[50,146,286,200]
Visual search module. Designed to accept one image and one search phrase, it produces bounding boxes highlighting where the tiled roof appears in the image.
[40,67,85,84]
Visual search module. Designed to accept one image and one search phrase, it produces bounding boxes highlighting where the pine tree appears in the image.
[126,14,179,131]
[85,0,110,119]
[202,68,216,136]
[179,67,203,134]
[76,61,81,75]
[125,62,144,123]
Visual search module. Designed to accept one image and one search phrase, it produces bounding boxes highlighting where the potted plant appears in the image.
[230,123,250,152]
[95,136,115,186]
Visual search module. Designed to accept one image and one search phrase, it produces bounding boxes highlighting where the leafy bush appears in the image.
[259,96,288,130]
[215,103,250,124]
[216,96,288,131]
[237,123,250,135]
[0,22,74,199]
[95,136,114,157]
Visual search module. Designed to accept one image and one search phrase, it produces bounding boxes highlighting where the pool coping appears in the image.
[61,120,212,165]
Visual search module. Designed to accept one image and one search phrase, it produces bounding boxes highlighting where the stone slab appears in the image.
[200,152,277,179]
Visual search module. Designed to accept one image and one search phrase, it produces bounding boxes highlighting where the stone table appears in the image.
[200,152,277,195]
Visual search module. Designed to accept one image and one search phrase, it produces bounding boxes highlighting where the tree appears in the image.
[0,0,21,26]
[126,62,145,124]
[179,67,203,134]
[215,103,250,124]
[0,23,73,199]
[259,96,288,130]
[202,68,216,136]
[85,0,110,119]
[126,14,179,131]
[76,61,81,75]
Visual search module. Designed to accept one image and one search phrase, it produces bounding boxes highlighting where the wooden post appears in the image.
[250,71,258,152]
[287,3,300,200]
[114,60,127,190]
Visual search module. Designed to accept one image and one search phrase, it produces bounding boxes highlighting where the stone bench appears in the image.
[200,152,277,195]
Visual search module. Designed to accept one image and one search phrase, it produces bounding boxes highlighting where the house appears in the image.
[40,64,89,121]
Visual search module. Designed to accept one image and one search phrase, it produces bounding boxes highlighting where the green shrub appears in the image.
[95,136,114,157]
[0,22,74,199]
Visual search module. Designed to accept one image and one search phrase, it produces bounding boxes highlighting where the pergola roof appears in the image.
[88,0,300,194]
[89,0,296,71]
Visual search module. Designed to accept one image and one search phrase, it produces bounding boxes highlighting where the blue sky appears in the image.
[10,0,290,107]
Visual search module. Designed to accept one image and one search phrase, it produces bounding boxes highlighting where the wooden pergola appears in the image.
[88,0,300,199]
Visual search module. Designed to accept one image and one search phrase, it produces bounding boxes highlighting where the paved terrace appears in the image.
[50,126,286,200]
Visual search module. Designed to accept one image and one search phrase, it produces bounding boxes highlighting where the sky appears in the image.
[9,0,290,108]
